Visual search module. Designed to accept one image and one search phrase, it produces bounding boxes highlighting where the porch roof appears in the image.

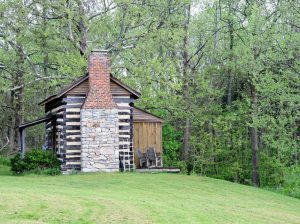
[19,114,57,130]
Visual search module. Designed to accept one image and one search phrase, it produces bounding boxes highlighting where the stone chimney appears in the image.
[81,49,119,172]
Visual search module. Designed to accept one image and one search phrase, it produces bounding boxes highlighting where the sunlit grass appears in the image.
[0,168,299,224]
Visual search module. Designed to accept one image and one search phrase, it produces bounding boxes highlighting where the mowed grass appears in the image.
[0,168,300,224]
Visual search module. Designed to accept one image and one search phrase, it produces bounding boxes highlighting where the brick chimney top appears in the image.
[82,49,117,109]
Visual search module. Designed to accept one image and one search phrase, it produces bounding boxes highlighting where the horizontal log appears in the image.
[65,118,80,122]
[66,135,80,140]
[66,141,81,146]
[119,126,130,130]
[117,106,131,110]
[66,155,81,159]
[66,111,81,115]
[65,131,81,135]
[119,137,130,142]
[119,119,131,123]
[65,126,80,130]
[66,149,81,153]
[65,145,81,150]
[66,122,80,126]
[113,98,134,103]
[118,111,130,115]
[63,98,85,103]
[65,152,81,156]
[66,161,81,165]
[66,114,81,119]
[65,104,82,108]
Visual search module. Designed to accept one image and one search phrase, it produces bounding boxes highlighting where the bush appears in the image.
[259,153,284,187]
[0,156,11,166]
[11,150,61,175]
[276,166,300,199]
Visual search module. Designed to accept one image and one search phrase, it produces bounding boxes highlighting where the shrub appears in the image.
[259,153,284,187]
[0,156,11,166]
[276,166,300,199]
[11,150,61,175]
[10,155,26,174]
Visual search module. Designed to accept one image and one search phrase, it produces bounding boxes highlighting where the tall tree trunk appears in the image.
[13,41,25,151]
[250,83,260,187]
[76,0,88,56]
[42,2,49,78]
[182,3,191,161]
[227,4,234,105]
[7,92,15,151]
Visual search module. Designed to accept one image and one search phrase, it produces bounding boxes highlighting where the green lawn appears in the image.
[0,167,299,224]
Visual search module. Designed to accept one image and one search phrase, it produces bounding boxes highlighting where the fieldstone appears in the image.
[81,109,119,172]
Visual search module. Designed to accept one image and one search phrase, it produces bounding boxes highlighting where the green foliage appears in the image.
[0,156,10,166]
[10,150,61,175]
[273,166,300,199]
[259,153,285,187]
[10,155,26,175]
[162,124,182,163]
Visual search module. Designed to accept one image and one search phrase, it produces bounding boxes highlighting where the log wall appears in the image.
[45,79,135,172]
[45,98,66,162]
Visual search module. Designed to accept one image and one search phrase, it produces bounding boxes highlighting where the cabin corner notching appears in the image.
[38,50,163,173]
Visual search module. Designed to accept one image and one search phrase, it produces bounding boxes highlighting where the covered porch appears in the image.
[18,114,57,159]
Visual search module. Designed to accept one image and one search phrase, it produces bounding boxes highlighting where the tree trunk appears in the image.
[182,3,191,161]
[13,43,25,151]
[227,5,234,105]
[76,0,88,56]
[250,83,260,187]
[7,92,15,152]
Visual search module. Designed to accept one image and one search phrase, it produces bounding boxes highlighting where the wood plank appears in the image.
[66,161,81,165]
[63,98,85,103]
[66,108,81,112]
[116,103,129,107]
[66,122,80,126]
[113,98,134,103]
[133,122,163,167]
[66,114,81,118]
[66,135,81,139]
[66,150,81,153]
[66,155,81,158]
[66,141,81,146]
[66,130,80,133]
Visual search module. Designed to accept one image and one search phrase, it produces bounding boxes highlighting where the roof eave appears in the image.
[133,106,164,123]
[38,94,57,106]
[110,75,141,99]
[39,74,141,106]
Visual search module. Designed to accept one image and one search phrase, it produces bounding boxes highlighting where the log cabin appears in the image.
[20,50,163,173]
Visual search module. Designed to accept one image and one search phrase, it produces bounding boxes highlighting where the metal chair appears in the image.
[137,149,148,168]
[146,147,162,167]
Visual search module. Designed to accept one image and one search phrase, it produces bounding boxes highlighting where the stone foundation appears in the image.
[81,109,119,172]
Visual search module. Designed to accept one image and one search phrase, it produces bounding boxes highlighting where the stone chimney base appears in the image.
[81,109,119,172]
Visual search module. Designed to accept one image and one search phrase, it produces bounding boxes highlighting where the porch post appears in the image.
[19,128,25,159]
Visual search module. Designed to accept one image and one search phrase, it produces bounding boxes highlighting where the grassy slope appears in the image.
[0,168,299,224]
